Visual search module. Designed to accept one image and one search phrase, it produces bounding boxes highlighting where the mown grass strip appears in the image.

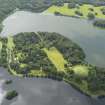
[43,47,67,71]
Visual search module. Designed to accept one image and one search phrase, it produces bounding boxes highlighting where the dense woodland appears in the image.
[0,37,7,67]
[12,32,85,75]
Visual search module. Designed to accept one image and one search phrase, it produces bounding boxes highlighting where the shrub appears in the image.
[5,80,12,84]
[95,12,98,15]
[54,1,64,7]
[88,8,94,11]
[93,19,105,28]
[54,11,61,16]
[101,8,105,15]
[87,12,95,20]
[75,11,83,16]
[5,90,18,100]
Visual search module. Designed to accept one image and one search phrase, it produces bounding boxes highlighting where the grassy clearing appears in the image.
[79,4,105,19]
[72,65,89,77]
[7,36,15,50]
[7,36,15,63]
[45,3,105,19]
[45,3,76,16]
[20,63,27,68]
[15,52,26,61]
[29,70,47,77]
[43,47,67,71]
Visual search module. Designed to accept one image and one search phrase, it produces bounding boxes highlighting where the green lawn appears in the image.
[7,36,15,50]
[44,3,105,19]
[7,36,15,63]
[29,70,47,77]
[72,65,89,77]
[20,63,28,68]
[45,3,76,16]
[43,47,67,71]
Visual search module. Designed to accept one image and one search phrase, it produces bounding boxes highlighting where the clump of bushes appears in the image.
[88,8,94,11]
[54,1,64,7]
[101,8,105,15]
[5,90,18,100]
[87,12,95,20]
[95,12,98,15]
[54,11,62,16]
[5,80,12,84]
[93,19,105,28]
[75,10,83,16]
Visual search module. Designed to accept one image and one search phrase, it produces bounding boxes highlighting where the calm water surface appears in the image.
[0,67,105,105]
[1,11,105,67]
[0,11,105,105]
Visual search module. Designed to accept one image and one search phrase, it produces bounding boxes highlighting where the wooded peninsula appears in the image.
[0,32,105,98]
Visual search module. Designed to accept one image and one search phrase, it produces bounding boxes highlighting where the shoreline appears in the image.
[0,31,105,99]
[7,67,105,99]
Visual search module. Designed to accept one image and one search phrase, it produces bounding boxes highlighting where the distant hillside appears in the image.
[0,0,105,32]
[0,0,105,22]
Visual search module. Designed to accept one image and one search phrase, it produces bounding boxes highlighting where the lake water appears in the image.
[0,11,105,105]
[1,11,105,67]
[0,67,105,105]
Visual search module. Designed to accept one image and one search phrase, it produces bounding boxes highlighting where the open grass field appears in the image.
[45,3,76,16]
[43,47,67,71]
[7,36,15,50]
[72,65,89,77]
[45,3,105,19]
[29,70,47,77]
[7,36,15,63]
[20,63,28,68]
